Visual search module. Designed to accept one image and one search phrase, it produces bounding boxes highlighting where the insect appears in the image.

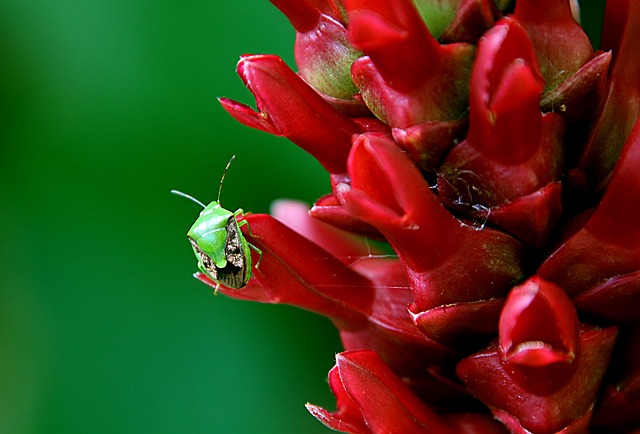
[172,156,260,290]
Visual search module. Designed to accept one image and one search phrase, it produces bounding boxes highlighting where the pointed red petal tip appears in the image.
[391,118,468,171]
[308,350,455,434]
[338,133,524,314]
[310,193,383,237]
[514,0,594,90]
[539,117,640,298]
[220,54,362,174]
[457,326,619,434]
[345,0,438,92]
[466,16,546,163]
[270,0,321,33]
[344,0,474,127]
[411,298,504,348]
[270,199,375,264]
[436,17,565,244]
[499,277,579,369]
[540,50,611,123]
[306,364,371,434]
[339,132,460,270]
[309,350,510,433]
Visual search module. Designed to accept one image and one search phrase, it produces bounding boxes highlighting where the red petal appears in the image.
[220,54,362,174]
[339,133,524,315]
[575,1,640,189]
[493,407,592,434]
[270,0,320,32]
[437,18,565,245]
[574,269,640,323]
[305,403,370,434]
[457,326,618,433]
[206,213,458,372]
[333,350,455,433]
[411,298,504,347]
[514,0,593,90]
[499,277,579,369]
[540,50,611,123]
[345,0,474,126]
[270,199,377,264]
[392,118,468,170]
[539,117,640,297]
[345,0,439,92]
[217,98,279,135]
[466,17,548,164]
[483,182,563,247]
[497,278,580,396]
[210,213,374,327]
[310,192,383,237]
[337,258,461,374]
[275,199,459,369]
[306,365,371,433]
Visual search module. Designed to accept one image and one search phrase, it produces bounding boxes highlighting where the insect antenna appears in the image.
[170,190,206,208]
[218,155,236,204]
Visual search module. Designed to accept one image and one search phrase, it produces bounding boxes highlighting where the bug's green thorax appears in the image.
[174,155,259,290]
[185,199,256,289]
[187,201,234,268]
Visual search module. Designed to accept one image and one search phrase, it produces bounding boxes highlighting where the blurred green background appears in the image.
[1,1,339,433]
[1,1,605,433]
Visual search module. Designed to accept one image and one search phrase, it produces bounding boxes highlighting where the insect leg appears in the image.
[247,242,262,268]
[236,215,262,268]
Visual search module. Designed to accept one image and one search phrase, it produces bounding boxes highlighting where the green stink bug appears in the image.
[172,156,260,290]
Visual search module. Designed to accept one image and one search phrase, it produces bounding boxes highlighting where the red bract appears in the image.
[179,1,640,432]
[439,0,498,43]
[337,132,524,346]
[271,0,364,109]
[437,17,564,246]
[538,118,640,315]
[457,326,618,433]
[574,0,640,191]
[218,54,362,174]
[498,277,580,395]
[198,209,460,375]
[592,325,640,431]
[307,350,508,434]
[513,0,593,90]
[346,0,475,127]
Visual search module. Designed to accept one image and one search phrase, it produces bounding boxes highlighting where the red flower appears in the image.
[197,207,460,375]
[538,118,640,320]
[338,132,524,346]
[218,54,363,174]
[307,350,508,433]
[574,0,640,191]
[437,17,564,246]
[179,0,640,432]
[456,276,619,433]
